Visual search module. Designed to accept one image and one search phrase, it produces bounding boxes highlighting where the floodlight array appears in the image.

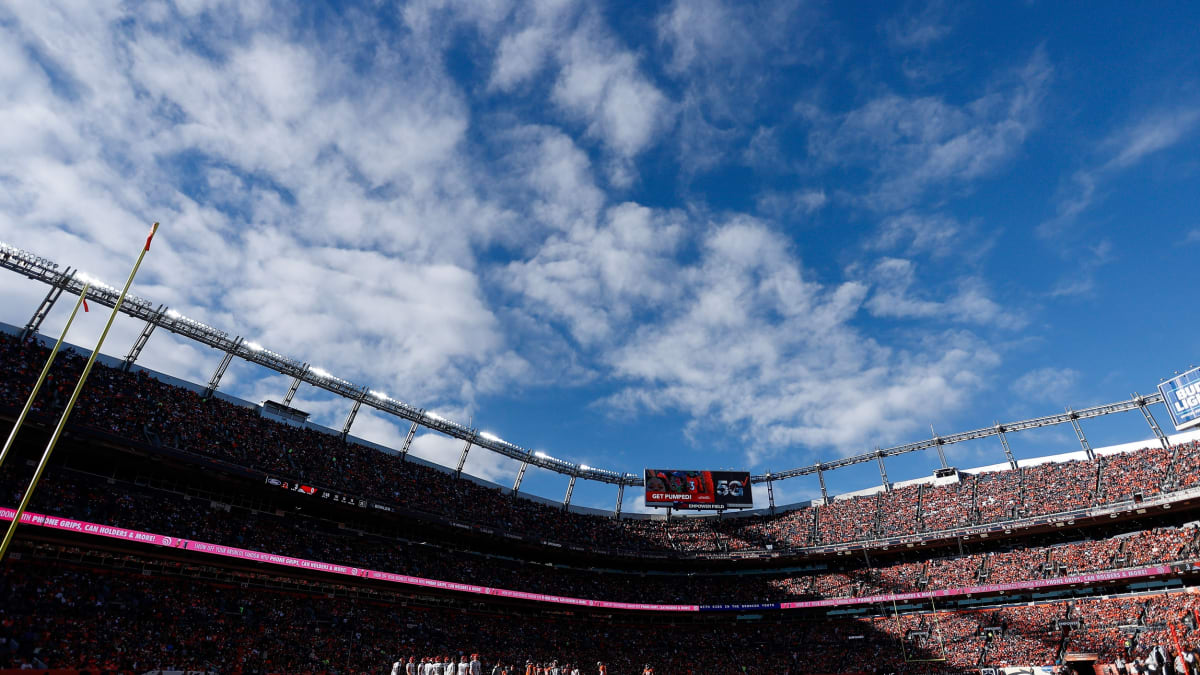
[161,308,228,341]
[0,241,58,272]
[309,366,355,389]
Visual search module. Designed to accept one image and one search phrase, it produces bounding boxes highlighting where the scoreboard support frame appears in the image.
[563,474,577,509]
[1135,393,1171,451]
[876,450,891,492]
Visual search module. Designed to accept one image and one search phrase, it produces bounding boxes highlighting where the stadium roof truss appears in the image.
[0,241,1175,508]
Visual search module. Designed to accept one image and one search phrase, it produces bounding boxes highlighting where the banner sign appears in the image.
[0,508,182,548]
[1159,366,1200,431]
[644,469,753,508]
[699,602,783,612]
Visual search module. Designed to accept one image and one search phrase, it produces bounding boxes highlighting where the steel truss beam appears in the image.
[1068,408,1094,460]
[342,389,367,440]
[995,424,1018,470]
[204,337,241,397]
[563,474,577,508]
[816,465,829,505]
[455,438,473,478]
[282,365,308,407]
[931,427,948,468]
[1134,393,1171,451]
[21,267,73,339]
[123,305,164,371]
[399,421,418,461]
[512,456,530,494]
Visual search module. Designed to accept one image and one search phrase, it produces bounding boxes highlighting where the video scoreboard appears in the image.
[643,469,753,509]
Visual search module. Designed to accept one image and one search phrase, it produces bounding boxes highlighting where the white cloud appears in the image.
[656,0,819,87]
[462,1,673,169]
[551,17,671,160]
[1012,367,1080,404]
[658,0,764,75]
[1047,239,1114,298]
[755,188,827,220]
[656,0,819,172]
[492,24,556,90]
[863,258,941,319]
[1041,108,1200,236]
[806,48,1052,209]
[1105,109,1200,170]
[863,258,1022,328]
[871,212,967,258]
[222,232,529,401]
[881,1,954,51]
[503,199,685,345]
[486,0,576,91]
[499,125,606,232]
[599,220,1000,464]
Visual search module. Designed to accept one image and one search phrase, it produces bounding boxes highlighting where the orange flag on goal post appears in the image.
[0,223,159,562]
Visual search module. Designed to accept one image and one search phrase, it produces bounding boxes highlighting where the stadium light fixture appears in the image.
[534,451,548,458]
[369,390,388,399]
[76,272,118,294]
[480,431,503,443]
[244,341,264,352]
[3,243,57,270]
[579,464,590,470]
[310,366,331,379]
[159,310,224,338]
[426,411,446,422]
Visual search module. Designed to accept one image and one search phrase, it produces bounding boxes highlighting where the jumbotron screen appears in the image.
[643,469,753,508]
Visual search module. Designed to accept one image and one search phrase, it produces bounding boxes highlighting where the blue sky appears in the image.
[1,0,1198,512]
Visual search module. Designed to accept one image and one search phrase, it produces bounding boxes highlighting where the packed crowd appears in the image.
[2,332,1199,557]
[1,463,1197,607]
[5,553,1200,674]
[915,479,974,533]
[875,485,922,538]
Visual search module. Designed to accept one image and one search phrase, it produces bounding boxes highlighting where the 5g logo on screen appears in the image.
[715,479,744,498]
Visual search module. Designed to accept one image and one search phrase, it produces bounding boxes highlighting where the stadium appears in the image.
[3,3,1200,675]
[4,240,1200,675]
